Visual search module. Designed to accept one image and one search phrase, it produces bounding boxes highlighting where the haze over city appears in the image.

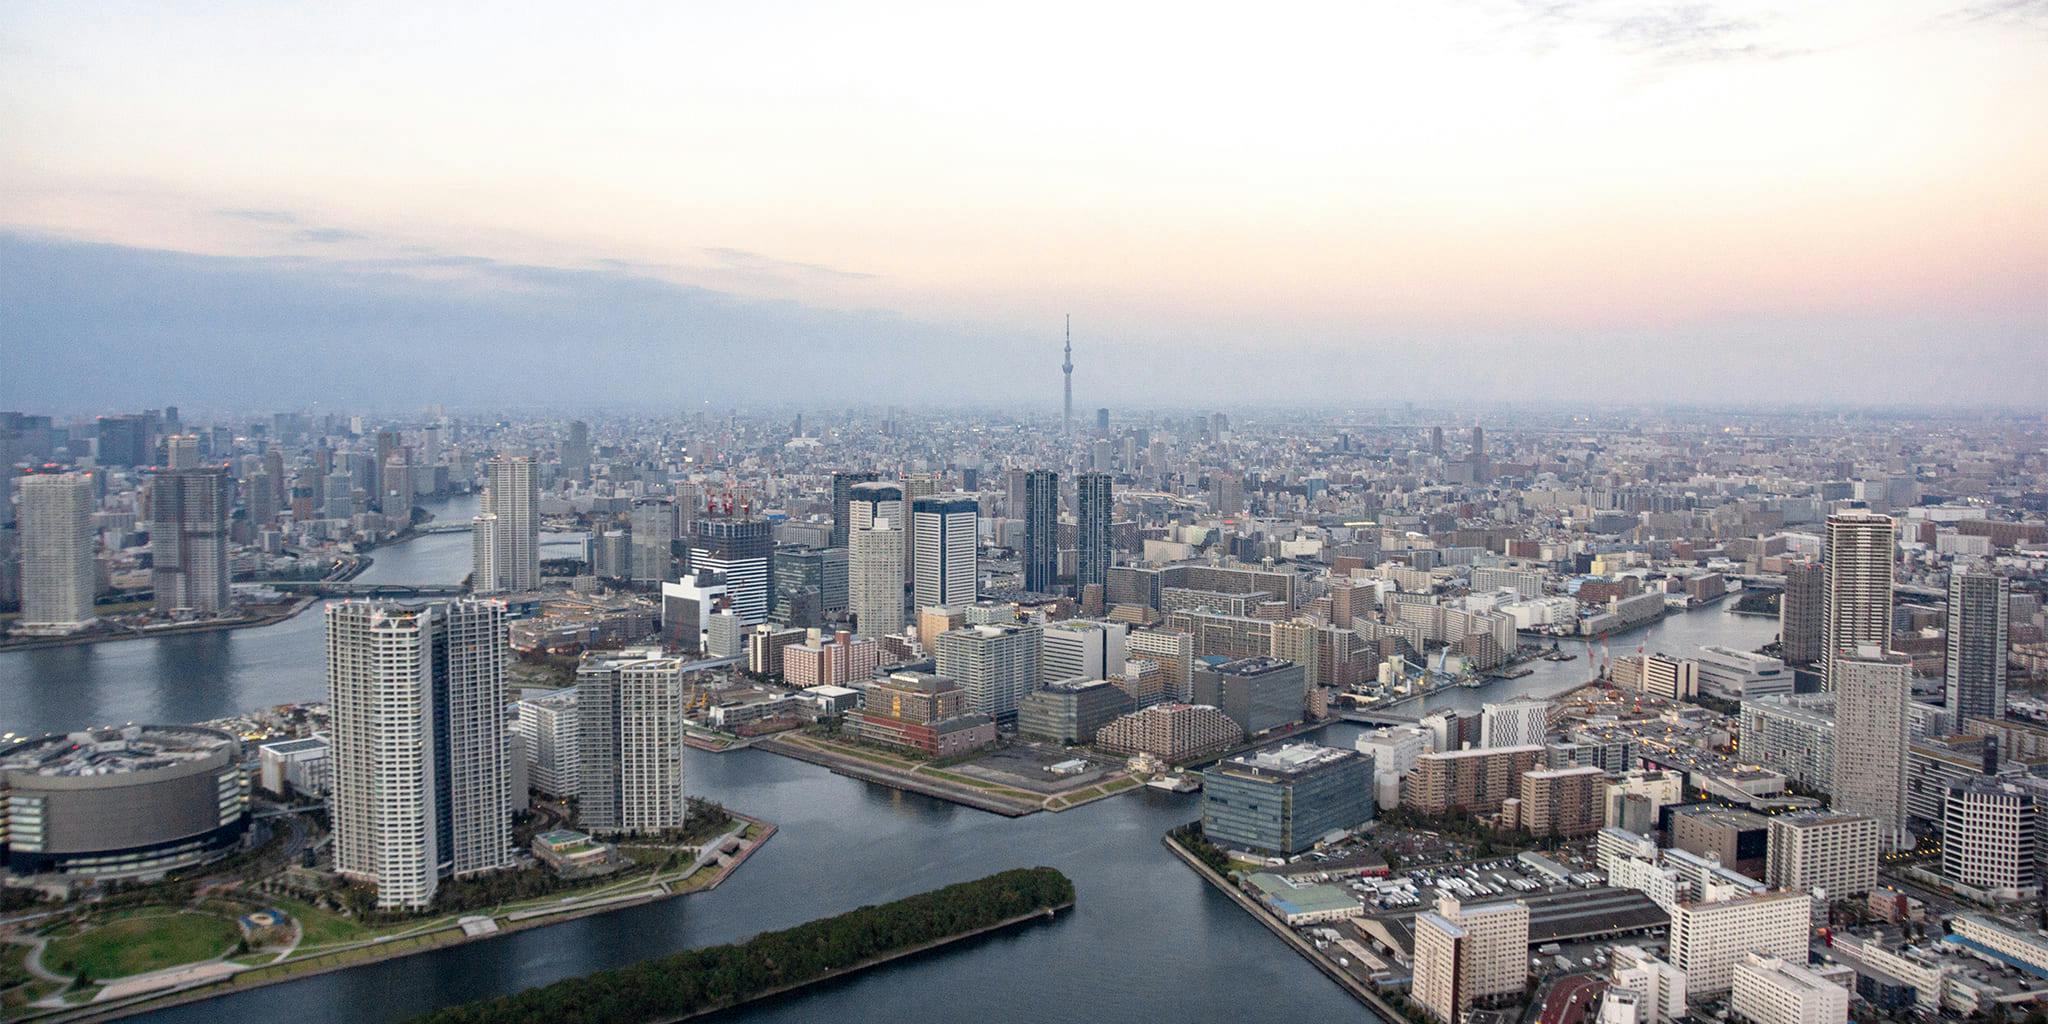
[4,1,2045,410]
[9,7,2048,1024]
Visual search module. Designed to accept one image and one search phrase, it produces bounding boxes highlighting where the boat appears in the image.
[1146,774,1200,793]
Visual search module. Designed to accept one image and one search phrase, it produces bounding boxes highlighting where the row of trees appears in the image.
[407,867,1076,1024]
[1169,822,1234,876]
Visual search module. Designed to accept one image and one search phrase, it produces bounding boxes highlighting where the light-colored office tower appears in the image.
[326,599,512,910]
[1820,512,1893,692]
[383,452,413,516]
[515,689,580,799]
[1641,654,1698,700]
[473,455,539,593]
[149,463,231,614]
[576,651,687,835]
[629,497,676,583]
[470,512,505,594]
[1040,619,1129,687]
[1412,895,1529,1023]
[1831,647,1911,847]
[1128,629,1196,702]
[1666,889,1811,996]
[165,433,200,470]
[1940,777,2039,900]
[1765,811,1879,898]
[1729,954,1849,1024]
[848,481,906,637]
[911,495,978,611]
[933,621,1043,725]
[1946,568,2010,723]
[18,472,97,633]
[324,469,355,519]
[1480,697,1551,749]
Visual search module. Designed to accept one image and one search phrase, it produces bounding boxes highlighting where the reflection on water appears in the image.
[0,514,1785,1024]
[0,494,588,735]
[141,745,1377,1024]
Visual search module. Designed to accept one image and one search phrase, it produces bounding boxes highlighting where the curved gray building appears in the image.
[0,724,248,879]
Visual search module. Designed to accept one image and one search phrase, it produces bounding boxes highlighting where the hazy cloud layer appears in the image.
[2,232,2041,414]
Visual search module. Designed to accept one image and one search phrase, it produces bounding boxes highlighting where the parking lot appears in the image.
[948,743,1119,795]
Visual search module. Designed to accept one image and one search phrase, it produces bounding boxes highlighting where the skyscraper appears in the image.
[688,515,775,625]
[95,414,148,468]
[1946,568,2010,724]
[1210,471,1244,516]
[1076,472,1112,595]
[630,497,677,583]
[1470,425,1489,484]
[1779,560,1824,667]
[326,599,512,909]
[19,471,97,633]
[828,470,878,550]
[560,420,591,483]
[911,495,978,611]
[1821,512,1894,692]
[1022,469,1058,593]
[149,459,232,615]
[1832,647,1911,847]
[774,545,847,623]
[472,455,539,594]
[576,651,687,835]
[847,481,905,637]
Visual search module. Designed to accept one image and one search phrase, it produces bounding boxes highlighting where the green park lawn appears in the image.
[269,898,368,949]
[44,910,240,980]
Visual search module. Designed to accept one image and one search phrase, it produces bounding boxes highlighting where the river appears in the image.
[0,519,1778,1023]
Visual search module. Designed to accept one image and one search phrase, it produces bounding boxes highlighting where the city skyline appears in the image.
[3,3,2045,410]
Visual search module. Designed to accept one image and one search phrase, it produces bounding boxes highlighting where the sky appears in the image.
[2,1,2045,412]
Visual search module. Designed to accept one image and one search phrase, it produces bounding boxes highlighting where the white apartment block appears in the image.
[1831,647,1911,846]
[1412,895,1529,1022]
[576,650,686,834]
[1765,811,1878,899]
[515,689,580,798]
[1481,697,1551,749]
[1609,945,1687,1023]
[1667,890,1812,996]
[1730,954,1848,1024]
[18,472,98,632]
[327,599,512,910]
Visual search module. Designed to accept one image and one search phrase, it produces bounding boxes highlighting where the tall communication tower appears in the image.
[1062,315,1074,437]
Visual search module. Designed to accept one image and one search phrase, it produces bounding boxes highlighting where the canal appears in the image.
[0,517,1778,1023]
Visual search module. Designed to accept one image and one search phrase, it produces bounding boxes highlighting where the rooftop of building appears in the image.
[1208,656,1298,676]
[1214,742,1358,780]
[881,671,958,694]
[1672,805,1771,830]
[257,736,329,755]
[1420,743,1546,761]
[1247,873,1359,916]
[0,725,236,776]
[1040,677,1122,694]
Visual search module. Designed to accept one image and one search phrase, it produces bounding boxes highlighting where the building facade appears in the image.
[1201,744,1373,854]
[1820,513,1893,692]
[326,599,513,909]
